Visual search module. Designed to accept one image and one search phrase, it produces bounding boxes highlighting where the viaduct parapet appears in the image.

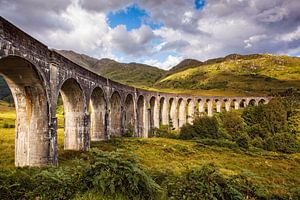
[0,17,271,167]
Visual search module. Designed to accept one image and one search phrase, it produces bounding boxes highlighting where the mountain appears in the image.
[155,54,300,96]
[57,50,165,88]
[167,59,203,74]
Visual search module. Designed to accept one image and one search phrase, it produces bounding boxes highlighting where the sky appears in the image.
[0,0,299,69]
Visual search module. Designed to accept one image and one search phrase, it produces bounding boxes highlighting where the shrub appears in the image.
[272,132,300,153]
[178,123,197,140]
[218,110,245,138]
[264,137,275,151]
[165,163,257,199]
[86,149,162,200]
[235,133,250,149]
[251,137,264,149]
[192,116,220,139]
[123,123,135,137]
[150,125,177,139]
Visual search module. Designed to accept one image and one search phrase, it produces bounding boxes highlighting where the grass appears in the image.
[0,104,300,198]
[155,54,300,96]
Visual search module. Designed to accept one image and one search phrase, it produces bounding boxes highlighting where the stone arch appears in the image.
[187,99,195,124]
[178,98,186,128]
[0,56,50,167]
[239,99,246,108]
[258,99,266,105]
[89,87,107,141]
[59,78,86,150]
[248,99,256,106]
[159,97,168,125]
[110,91,122,137]
[124,94,135,132]
[137,95,146,137]
[169,98,177,129]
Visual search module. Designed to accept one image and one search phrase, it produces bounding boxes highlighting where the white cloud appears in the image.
[144,55,182,70]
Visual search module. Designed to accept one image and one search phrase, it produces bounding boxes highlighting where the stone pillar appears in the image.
[207,100,213,117]
[170,99,178,129]
[178,100,186,128]
[64,112,87,150]
[225,100,231,112]
[234,100,240,110]
[187,100,195,124]
[216,100,222,113]
[161,100,169,125]
[153,99,160,128]
[198,100,205,113]
[143,99,149,138]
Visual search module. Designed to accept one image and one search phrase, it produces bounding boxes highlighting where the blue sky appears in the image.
[1,0,299,69]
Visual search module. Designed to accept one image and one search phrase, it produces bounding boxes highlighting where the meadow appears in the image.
[0,100,300,199]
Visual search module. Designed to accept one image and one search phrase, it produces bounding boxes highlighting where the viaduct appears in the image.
[0,17,271,167]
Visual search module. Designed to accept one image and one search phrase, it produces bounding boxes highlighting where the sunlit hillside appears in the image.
[156,54,300,96]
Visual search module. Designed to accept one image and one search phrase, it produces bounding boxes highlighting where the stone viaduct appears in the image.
[0,17,271,167]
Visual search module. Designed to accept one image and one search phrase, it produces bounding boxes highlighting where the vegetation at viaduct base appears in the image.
[0,90,300,199]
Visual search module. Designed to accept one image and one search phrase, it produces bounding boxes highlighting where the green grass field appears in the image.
[0,101,300,198]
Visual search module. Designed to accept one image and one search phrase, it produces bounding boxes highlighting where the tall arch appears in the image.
[59,78,86,150]
[110,91,122,137]
[159,97,168,126]
[90,87,107,141]
[137,95,146,137]
[0,56,50,167]
[169,98,178,129]
[124,94,135,132]
[248,99,256,106]
[178,98,186,128]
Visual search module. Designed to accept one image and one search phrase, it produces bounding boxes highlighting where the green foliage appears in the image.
[218,110,246,139]
[0,149,162,200]
[192,116,219,138]
[165,163,256,200]
[178,123,197,140]
[149,125,178,139]
[123,123,135,137]
[235,133,250,149]
[271,132,300,153]
[86,149,162,200]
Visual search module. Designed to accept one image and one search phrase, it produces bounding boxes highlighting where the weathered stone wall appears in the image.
[0,17,272,167]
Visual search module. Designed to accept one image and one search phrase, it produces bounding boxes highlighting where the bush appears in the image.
[165,163,257,199]
[235,133,250,149]
[193,116,220,139]
[178,123,197,140]
[123,123,134,137]
[0,149,162,200]
[218,111,245,138]
[149,125,177,139]
[272,132,300,153]
[86,149,162,199]
[251,137,264,149]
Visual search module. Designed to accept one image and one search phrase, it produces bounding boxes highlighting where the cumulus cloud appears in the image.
[144,55,183,70]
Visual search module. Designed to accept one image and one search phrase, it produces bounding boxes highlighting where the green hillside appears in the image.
[58,50,165,88]
[156,54,300,96]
